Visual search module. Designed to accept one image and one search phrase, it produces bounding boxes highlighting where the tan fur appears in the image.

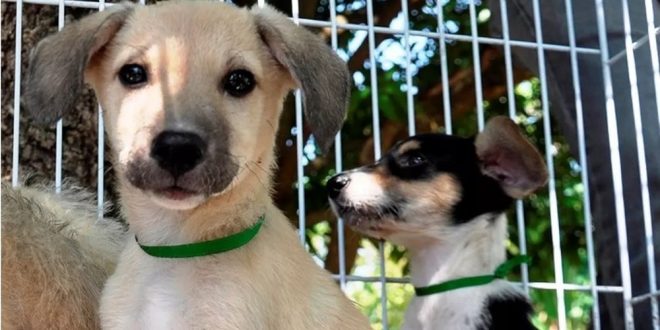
[394,140,421,156]
[391,174,461,219]
[384,140,461,217]
[24,2,368,329]
[1,183,126,329]
[348,158,462,246]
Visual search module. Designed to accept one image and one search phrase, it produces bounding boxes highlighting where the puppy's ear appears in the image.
[23,4,134,124]
[475,116,548,199]
[251,5,351,152]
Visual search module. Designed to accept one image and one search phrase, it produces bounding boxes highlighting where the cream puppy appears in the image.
[25,2,369,329]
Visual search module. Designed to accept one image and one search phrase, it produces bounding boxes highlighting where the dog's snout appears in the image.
[151,131,206,177]
[327,174,350,199]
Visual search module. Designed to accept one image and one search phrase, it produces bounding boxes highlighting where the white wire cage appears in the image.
[2,0,659,329]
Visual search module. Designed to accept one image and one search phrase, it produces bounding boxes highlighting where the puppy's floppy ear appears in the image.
[251,5,351,152]
[475,116,548,199]
[23,3,134,124]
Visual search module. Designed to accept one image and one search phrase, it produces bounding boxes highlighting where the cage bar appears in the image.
[531,0,568,328]
[294,88,305,245]
[564,0,601,328]
[11,0,23,187]
[365,0,388,326]
[96,1,106,219]
[497,0,530,295]
[290,0,306,245]
[594,0,635,328]
[401,0,415,136]
[54,0,65,193]
[620,0,659,328]
[468,0,484,131]
[331,274,625,292]
[608,28,660,65]
[327,0,347,292]
[633,291,660,305]
[436,0,452,135]
[366,0,381,161]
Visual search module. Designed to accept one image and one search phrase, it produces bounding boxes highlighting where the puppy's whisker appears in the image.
[250,161,270,177]
[244,162,267,191]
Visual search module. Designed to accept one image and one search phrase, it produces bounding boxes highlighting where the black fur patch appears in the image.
[385,133,513,224]
[478,295,536,330]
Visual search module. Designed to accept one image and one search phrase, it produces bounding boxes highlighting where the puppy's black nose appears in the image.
[151,131,206,178]
[327,174,350,199]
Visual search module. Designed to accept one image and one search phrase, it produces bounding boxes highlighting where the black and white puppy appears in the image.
[327,116,547,330]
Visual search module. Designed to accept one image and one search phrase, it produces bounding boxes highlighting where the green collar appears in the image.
[414,255,530,296]
[136,215,265,258]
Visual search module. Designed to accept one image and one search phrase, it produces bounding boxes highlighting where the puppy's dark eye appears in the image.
[118,64,147,87]
[223,69,255,97]
[399,153,427,168]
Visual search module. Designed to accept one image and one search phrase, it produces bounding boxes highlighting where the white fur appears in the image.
[403,214,522,330]
[148,191,206,211]
[342,172,386,205]
[101,190,368,329]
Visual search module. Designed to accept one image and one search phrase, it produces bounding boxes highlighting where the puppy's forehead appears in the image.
[393,140,421,155]
[110,4,266,69]
[392,134,471,156]
[129,3,254,40]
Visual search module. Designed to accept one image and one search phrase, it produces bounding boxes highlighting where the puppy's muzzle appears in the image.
[151,131,207,178]
[125,124,238,198]
[327,171,398,235]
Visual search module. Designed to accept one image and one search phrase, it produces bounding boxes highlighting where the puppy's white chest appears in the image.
[140,274,185,329]
[403,290,487,330]
[101,248,194,330]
